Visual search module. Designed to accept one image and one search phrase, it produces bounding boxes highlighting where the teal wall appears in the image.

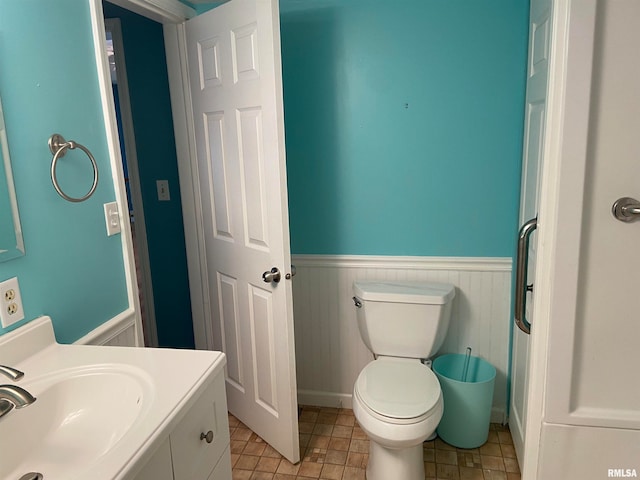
[280,0,529,257]
[179,0,219,15]
[0,0,129,342]
[103,3,194,349]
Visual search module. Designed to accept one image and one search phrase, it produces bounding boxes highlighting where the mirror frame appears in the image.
[0,94,25,262]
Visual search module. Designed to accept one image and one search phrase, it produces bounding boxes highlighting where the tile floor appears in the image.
[229,405,521,480]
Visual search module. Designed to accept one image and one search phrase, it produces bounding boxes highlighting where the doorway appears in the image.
[102,1,195,349]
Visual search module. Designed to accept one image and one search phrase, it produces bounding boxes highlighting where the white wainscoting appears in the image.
[291,255,513,423]
[74,309,140,347]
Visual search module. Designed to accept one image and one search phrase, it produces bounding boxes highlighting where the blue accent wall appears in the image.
[0,0,129,342]
[103,3,195,349]
[280,0,529,257]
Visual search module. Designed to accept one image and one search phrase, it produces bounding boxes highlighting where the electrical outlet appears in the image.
[0,277,25,327]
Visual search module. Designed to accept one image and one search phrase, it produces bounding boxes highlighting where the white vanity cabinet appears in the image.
[135,371,232,480]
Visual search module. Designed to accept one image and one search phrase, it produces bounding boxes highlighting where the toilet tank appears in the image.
[353,281,455,359]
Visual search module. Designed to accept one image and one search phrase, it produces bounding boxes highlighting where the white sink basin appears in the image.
[0,365,153,479]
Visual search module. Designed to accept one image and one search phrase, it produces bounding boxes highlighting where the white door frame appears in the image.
[104,17,159,348]
[90,0,213,349]
[521,0,598,478]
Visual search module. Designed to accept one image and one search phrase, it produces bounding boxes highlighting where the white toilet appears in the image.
[351,281,456,480]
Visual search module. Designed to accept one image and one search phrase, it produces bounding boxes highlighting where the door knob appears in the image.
[262,267,281,283]
[612,197,640,222]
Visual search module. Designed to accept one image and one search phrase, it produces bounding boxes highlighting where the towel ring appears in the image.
[48,134,99,203]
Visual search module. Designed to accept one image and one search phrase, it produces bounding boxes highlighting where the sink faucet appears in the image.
[0,365,24,381]
[0,385,36,419]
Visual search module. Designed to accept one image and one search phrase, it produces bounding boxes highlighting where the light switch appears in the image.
[157,180,170,201]
[103,202,121,236]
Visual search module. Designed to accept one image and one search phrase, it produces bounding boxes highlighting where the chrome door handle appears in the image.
[262,267,281,283]
[612,197,640,222]
[285,265,296,280]
[515,217,537,334]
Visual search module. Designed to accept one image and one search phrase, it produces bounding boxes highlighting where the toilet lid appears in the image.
[355,358,441,419]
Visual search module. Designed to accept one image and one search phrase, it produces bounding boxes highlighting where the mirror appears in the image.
[0,94,25,262]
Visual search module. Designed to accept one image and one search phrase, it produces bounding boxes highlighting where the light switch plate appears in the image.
[156,180,170,201]
[104,202,121,236]
[0,277,25,328]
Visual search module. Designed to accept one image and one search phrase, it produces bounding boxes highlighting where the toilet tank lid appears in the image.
[353,281,455,305]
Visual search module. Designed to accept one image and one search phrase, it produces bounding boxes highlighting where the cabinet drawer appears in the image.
[170,374,230,480]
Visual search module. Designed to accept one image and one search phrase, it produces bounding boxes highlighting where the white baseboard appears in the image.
[298,390,354,410]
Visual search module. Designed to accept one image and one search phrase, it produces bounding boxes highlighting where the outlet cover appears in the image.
[0,277,25,328]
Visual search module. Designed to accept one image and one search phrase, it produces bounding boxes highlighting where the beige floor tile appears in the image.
[299,410,319,423]
[232,469,253,480]
[312,423,334,436]
[309,435,331,449]
[319,463,344,480]
[504,457,520,473]
[231,406,520,480]
[262,444,283,459]
[328,436,350,452]
[244,441,267,456]
[425,461,436,477]
[324,449,348,465]
[276,459,300,475]
[483,470,508,480]
[479,442,503,457]
[459,466,484,480]
[497,431,513,445]
[500,444,516,459]
[249,472,274,480]
[232,440,248,454]
[346,451,366,468]
[255,456,281,473]
[232,428,254,441]
[348,439,369,453]
[299,422,315,434]
[342,466,366,480]
[235,454,260,471]
[336,414,355,427]
[228,414,241,427]
[481,455,505,471]
[273,474,296,480]
[437,463,461,479]
[436,438,458,451]
[436,448,459,465]
[317,412,338,425]
[297,461,323,478]
[331,425,353,439]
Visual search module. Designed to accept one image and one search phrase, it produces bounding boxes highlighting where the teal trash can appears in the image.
[432,353,496,449]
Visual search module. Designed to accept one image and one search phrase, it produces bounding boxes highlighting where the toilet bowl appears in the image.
[351,281,455,480]
[353,357,443,480]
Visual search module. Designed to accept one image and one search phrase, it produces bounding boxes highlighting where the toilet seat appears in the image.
[354,357,441,425]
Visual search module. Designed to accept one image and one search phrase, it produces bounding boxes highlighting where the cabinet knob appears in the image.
[200,430,214,443]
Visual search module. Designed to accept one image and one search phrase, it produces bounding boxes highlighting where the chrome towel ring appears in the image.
[48,133,99,203]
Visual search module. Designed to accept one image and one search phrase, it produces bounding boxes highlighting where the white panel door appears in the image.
[184,0,299,462]
[535,1,640,476]
[509,0,551,464]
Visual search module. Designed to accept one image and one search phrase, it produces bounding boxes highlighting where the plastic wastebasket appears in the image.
[432,353,496,448]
